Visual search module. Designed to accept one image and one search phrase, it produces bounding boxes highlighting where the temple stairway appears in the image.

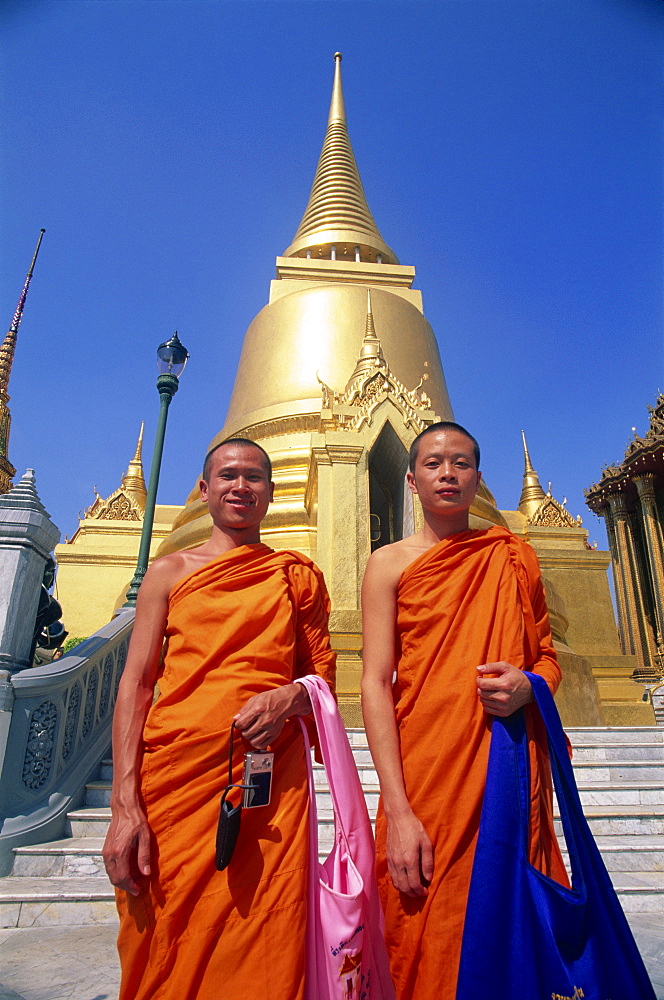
[1,726,664,928]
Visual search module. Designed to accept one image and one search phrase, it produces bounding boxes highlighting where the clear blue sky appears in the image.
[1,0,662,550]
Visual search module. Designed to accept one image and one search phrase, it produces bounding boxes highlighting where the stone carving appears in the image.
[61,681,82,762]
[114,640,128,703]
[99,654,113,719]
[82,667,98,740]
[22,700,58,790]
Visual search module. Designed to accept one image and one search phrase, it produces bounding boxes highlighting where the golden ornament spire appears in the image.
[518,429,547,519]
[283,53,398,264]
[0,229,45,494]
[347,289,386,383]
[120,422,147,510]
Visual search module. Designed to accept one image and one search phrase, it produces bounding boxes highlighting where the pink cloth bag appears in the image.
[295,674,395,1000]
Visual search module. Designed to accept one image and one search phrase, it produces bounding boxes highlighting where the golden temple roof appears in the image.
[586,392,664,511]
[85,424,147,521]
[283,53,398,264]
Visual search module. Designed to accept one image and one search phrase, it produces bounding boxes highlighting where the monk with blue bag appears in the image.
[362,421,570,998]
[362,421,654,999]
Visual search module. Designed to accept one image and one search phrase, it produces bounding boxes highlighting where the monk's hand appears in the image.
[102,805,152,896]
[476,661,533,717]
[385,809,434,898]
[234,684,312,750]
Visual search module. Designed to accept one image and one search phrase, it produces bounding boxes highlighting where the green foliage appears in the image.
[62,636,87,654]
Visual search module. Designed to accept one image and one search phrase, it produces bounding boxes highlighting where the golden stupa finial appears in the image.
[347,289,387,384]
[121,422,147,510]
[329,52,346,125]
[283,53,398,264]
[518,430,547,519]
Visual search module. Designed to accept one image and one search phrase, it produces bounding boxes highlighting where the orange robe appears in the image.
[375,526,568,999]
[116,543,336,1000]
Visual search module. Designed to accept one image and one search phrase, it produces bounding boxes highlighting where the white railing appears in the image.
[0,609,134,875]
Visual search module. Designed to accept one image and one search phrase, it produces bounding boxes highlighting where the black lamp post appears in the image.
[125,332,189,606]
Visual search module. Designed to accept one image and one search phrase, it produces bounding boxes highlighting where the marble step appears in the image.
[561,835,664,873]
[571,744,664,763]
[99,759,113,781]
[12,838,106,878]
[344,727,664,748]
[25,804,664,877]
[574,783,664,807]
[11,837,338,879]
[553,805,664,838]
[604,873,664,913]
[67,808,113,838]
[15,834,664,881]
[316,785,664,817]
[65,800,664,849]
[84,778,664,823]
[0,876,117,928]
[315,804,664,842]
[573,761,664,782]
[85,762,664,806]
[565,728,664,744]
[2,869,662,927]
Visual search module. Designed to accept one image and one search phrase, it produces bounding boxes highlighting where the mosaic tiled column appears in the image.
[634,473,664,654]
[600,502,629,654]
[606,492,652,670]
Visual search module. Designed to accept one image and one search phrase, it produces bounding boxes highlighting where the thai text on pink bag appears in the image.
[295,674,395,1000]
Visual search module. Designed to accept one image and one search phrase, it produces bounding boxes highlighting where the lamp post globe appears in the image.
[124,332,189,607]
[157,331,189,376]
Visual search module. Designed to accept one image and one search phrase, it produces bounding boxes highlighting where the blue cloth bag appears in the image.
[456,671,656,1000]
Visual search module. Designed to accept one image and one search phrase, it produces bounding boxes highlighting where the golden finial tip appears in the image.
[334,52,342,61]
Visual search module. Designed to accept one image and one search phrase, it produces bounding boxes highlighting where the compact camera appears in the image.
[242,752,274,808]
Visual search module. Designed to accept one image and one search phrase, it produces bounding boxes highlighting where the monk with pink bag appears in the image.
[295,674,395,1000]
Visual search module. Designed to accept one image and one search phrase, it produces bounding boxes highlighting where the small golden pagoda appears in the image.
[504,432,655,725]
[158,53,505,721]
[54,425,180,637]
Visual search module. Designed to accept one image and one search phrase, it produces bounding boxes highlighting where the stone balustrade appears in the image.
[0,608,134,875]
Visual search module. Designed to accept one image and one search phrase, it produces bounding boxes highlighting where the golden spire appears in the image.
[120,422,147,510]
[347,289,386,383]
[518,430,547,519]
[283,53,398,264]
[0,229,46,494]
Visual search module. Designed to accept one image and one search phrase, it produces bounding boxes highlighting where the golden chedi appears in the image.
[158,53,505,718]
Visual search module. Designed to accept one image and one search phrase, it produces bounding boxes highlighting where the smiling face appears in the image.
[407,428,481,524]
[199,442,274,536]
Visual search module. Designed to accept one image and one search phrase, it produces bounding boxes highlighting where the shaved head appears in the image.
[409,422,480,472]
[202,438,272,482]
